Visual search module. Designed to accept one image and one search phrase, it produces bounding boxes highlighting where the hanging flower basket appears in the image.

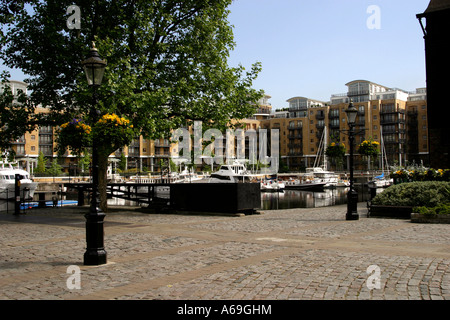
[93,113,136,154]
[56,114,136,156]
[56,119,92,155]
[357,139,380,157]
[325,142,346,158]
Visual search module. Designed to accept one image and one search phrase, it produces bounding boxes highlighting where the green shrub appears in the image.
[414,204,450,216]
[371,181,450,207]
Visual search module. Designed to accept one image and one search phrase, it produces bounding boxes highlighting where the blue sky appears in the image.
[3,0,430,110]
[227,0,430,109]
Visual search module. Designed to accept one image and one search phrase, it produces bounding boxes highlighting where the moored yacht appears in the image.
[0,162,38,200]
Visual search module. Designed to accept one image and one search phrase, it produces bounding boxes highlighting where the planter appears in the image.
[368,205,412,219]
[411,213,450,224]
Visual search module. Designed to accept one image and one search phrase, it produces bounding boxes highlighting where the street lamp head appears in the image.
[81,42,107,87]
[345,100,358,126]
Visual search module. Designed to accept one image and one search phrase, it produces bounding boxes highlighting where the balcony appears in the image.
[288,150,303,156]
[12,138,26,144]
[288,124,302,130]
[315,113,325,120]
[380,116,405,125]
[380,106,405,115]
[329,122,340,129]
[347,90,370,97]
[288,143,302,149]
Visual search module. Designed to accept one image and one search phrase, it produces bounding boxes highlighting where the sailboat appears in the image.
[285,127,345,191]
[308,127,346,188]
[368,127,393,188]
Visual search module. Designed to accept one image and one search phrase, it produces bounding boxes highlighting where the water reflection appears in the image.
[261,188,350,210]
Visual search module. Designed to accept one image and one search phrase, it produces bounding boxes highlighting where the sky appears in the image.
[2,0,430,110]
[227,0,430,109]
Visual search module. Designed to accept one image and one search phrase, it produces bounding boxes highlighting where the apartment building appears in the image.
[253,80,428,171]
[2,80,428,174]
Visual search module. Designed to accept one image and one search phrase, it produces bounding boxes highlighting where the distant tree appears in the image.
[35,151,47,174]
[118,153,127,172]
[47,158,63,176]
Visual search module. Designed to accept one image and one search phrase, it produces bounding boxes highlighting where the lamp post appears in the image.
[345,101,359,221]
[81,42,107,265]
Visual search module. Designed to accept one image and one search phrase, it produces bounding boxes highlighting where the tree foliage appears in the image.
[1,0,263,210]
[1,0,262,135]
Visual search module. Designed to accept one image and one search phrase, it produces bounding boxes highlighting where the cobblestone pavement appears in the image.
[0,203,449,300]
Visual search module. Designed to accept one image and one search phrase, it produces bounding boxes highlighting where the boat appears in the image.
[0,161,38,200]
[282,127,346,191]
[284,176,327,191]
[172,168,206,183]
[261,178,285,192]
[367,127,393,188]
[306,167,341,188]
[203,162,254,183]
[368,172,392,188]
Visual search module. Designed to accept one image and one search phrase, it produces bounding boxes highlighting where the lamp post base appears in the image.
[83,209,107,266]
[346,189,359,221]
[346,212,359,220]
[84,249,107,266]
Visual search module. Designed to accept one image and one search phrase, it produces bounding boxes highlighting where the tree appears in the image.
[0,72,36,153]
[1,0,263,211]
[118,152,127,172]
[35,151,47,174]
[47,157,63,176]
[78,152,91,174]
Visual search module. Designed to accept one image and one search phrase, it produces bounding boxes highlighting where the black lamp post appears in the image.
[345,101,359,221]
[81,42,107,265]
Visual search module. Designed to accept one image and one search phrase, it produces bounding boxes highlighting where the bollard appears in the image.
[14,174,21,215]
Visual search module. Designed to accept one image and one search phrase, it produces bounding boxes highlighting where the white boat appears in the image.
[172,168,206,183]
[261,178,285,192]
[368,172,393,188]
[189,161,258,184]
[0,161,38,200]
[306,167,341,188]
[304,127,347,189]
[205,163,253,183]
[367,127,393,189]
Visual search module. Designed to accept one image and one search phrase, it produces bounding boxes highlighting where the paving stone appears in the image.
[1,203,449,300]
